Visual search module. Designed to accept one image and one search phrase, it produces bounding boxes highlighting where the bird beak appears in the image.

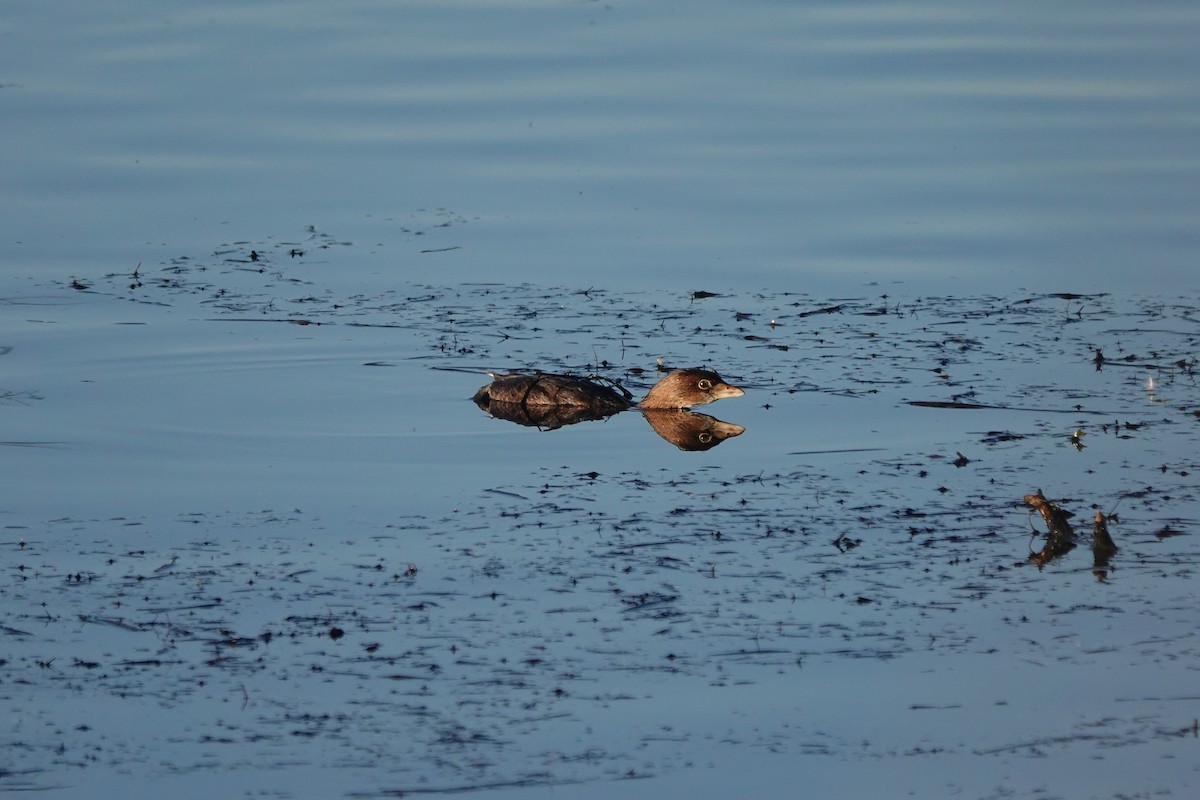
[710,382,745,400]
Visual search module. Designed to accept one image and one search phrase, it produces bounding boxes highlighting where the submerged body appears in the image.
[473,368,744,412]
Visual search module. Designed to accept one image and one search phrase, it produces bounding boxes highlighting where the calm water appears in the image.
[3,2,1200,799]
[3,1,1200,292]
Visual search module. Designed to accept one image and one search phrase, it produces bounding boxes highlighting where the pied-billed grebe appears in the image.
[473,368,744,412]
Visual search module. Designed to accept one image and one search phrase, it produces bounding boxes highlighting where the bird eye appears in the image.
[698,379,712,390]
[698,432,713,443]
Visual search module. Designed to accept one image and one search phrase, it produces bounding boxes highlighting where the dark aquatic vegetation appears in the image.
[9,234,1200,799]
[1024,489,1079,567]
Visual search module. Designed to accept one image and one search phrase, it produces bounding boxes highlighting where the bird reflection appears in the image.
[473,399,618,430]
[641,410,744,451]
[472,397,745,451]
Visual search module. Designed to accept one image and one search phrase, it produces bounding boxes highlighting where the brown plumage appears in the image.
[473,368,744,412]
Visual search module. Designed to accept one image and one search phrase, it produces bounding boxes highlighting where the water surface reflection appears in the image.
[476,399,746,452]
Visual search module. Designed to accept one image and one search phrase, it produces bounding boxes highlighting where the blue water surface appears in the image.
[3,0,1198,293]
[3,4,1200,799]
